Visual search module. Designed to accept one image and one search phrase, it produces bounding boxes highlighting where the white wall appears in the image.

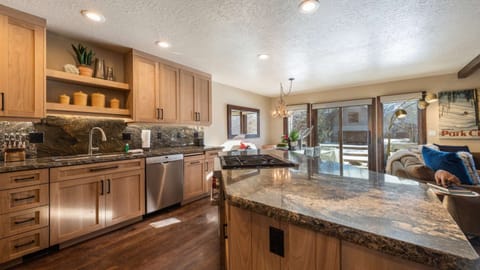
[204,82,271,147]
[269,72,480,151]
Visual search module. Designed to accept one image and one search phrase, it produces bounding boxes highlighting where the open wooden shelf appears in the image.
[46,102,131,117]
[46,69,130,91]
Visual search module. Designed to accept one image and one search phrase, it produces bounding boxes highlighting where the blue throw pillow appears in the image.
[422,146,474,185]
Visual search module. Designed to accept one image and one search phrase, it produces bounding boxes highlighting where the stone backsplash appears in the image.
[0,116,204,159]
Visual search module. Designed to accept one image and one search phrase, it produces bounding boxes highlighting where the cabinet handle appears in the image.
[156,108,161,120]
[14,195,35,202]
[14,240,35,249]
[190,161,201,165]
[14,176,36,182]
[100,180,104,195]
[1,92,4,111]
[223,224,228,239]
[14,217,36,225]
[197,112,201,121]
[107,179,111,194]
[205,162,208,172]
[160,108,164,120]
[89,165,119,172]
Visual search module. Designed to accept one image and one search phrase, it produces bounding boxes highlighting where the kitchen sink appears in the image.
[51,153,126,162]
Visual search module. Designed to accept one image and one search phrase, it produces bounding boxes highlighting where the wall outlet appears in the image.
[28,132,44,144]
[428,130,437,136]
[122,133,131,141]
[157,132,162,139]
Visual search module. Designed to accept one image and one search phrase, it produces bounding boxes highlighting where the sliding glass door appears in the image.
[313,99,374,173]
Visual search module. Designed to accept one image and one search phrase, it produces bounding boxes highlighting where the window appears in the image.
[283,104,310,145]
[379,93,426,170]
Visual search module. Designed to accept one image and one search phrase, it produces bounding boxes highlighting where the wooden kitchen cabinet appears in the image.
[50,159,145,245]
[157,63,179,123]
[133,55,158,122]
[132,52,180,123]
[179,70,212,125]
[105,168,145,226]
[194,74,211,125]
[204,150,218,195]
[0,168,49,264]
[183,154,206,203]
[0,7,45,119]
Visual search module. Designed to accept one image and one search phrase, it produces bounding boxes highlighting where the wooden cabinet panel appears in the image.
[0,14,45,118]
[0,169,48,190]
[105,168,145,226]
[341,241,432,270]
[204,158,214,194]
[284,223,316,270]
[0,227,48,263]
[183,155,206,202]
[49,176,105,245]
[228,206,252,270]
[251,212,281,270]
[133,56,157,122]
[50,159,145,245]
[195,75,211,125]
[0,184,48,214]
[316,233,340,270]
[50,159,144,183]
[0,205,48,238]
[158,63,179,123]
[179,69,195,123]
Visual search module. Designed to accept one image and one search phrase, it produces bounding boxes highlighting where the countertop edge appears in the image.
[225,193,479,270]
[0,146,224,173]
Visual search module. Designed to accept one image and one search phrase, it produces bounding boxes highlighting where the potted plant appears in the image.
[71,43,95,77]
[289,130,300,150]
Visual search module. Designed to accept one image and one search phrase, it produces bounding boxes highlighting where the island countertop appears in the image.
[220,150,480,270]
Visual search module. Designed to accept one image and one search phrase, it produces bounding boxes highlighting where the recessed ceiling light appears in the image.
[81,10,106,22]
[298,0,320,14]
[156,41,171,48]
[258,54,270,60]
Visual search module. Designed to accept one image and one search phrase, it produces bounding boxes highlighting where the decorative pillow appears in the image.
[421,147,474,185]
[416,144,439,163]
[457,151,480,185]
[432,144,479,169]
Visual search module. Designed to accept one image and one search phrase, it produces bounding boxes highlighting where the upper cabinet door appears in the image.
[179,69,196,124]
[133,56,158,122]
[194,75,211,125]
[0,14,45,118]
[158,63,179,123]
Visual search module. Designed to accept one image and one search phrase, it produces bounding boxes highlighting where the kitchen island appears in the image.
[219,151,480,270]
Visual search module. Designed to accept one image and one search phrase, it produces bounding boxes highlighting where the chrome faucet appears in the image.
[88,127,107,155]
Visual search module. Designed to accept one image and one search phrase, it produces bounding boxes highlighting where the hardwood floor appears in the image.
[12,198,220,270]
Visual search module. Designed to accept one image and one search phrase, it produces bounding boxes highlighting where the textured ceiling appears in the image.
[1,0,480,96]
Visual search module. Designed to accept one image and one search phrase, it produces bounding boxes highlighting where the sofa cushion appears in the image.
[422,147,474,185]
[457,152,480,185]
[434,144,470,153]
[405,165,435,182]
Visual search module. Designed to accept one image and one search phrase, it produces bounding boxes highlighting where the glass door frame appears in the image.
[312,98,377,172]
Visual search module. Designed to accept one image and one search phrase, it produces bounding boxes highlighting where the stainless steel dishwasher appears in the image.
[146,154,184,214]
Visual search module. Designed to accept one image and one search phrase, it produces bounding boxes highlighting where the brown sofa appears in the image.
[386,150,480,237]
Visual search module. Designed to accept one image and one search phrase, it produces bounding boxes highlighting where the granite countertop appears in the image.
[0,146,223,173]
[221,151,480,270]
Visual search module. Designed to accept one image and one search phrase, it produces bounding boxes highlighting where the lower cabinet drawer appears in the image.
[0,184,49,214]
[0,206,49,238]
[0,227,49,263]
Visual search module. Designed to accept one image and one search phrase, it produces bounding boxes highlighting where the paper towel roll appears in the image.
[141,130,151,148]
